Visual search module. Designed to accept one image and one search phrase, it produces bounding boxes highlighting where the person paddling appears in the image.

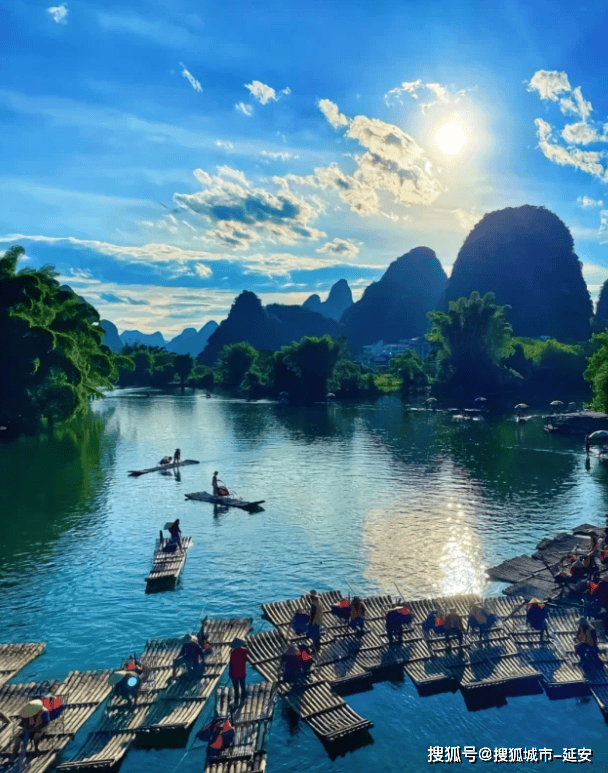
[168,519,183,550]
[212,471,229,497]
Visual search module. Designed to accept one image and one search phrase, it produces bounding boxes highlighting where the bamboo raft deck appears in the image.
[185,492,265,512]
[253,589,608,740]
[145,536,193,592]
[56,620,253,772]
[487,524,607,600]
[128,460,199,477]
[202,683,277,773]
[0,670,112,773]
[0,644,46,689]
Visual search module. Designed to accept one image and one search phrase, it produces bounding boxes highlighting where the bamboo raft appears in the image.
[145,536,193,592]
[185,492,265,512]
[128,460,199,477]
[487,523,607,600]
[252,589,608,740]
[202,683,277,773]
[0,644,46,689]
[0,671,112,773]
[56,620,253,772]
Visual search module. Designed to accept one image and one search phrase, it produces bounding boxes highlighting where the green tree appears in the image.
[174,354,194,391]
[389,350,428,393]
[283,335,341,404]
[585,331,608,412]
[218,342,258,388]
[427,291,513,393]
[0,245,119,434]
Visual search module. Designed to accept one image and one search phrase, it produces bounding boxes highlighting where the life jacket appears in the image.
[400,606,411,616]
[435,615,445,627]
[218,486,229,496]
[339,598,350,608]
[42,696,63,712]
[298,647,313,663]
[125,661,139,672]
[588,581,599,596]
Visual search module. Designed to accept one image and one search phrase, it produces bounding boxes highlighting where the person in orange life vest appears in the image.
[308,591,325,651]
[168,519,183,550]
[349,597,366,635]
[173,634,205,678]
[205,717,235,758]
[526,599,549,643]
[229,640,248,704]
[422,611,445,638]
[385,603,412,645]
[296,643,313,675]
[124,657,143,675]
[331,598,351,621]
[212,472,229,497]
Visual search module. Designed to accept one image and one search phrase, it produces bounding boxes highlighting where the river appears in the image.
[1,392,607,771]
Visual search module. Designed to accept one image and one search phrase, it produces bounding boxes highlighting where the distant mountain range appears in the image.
[100,204,602,363]
[100,320,219,357]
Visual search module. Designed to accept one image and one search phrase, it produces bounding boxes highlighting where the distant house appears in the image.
[360,337,431,363]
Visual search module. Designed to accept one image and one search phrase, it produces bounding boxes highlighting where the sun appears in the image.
[434,117,468,155]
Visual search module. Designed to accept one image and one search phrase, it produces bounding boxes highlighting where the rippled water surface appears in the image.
[1,393,607,771]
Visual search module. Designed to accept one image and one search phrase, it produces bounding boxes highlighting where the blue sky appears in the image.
[2,0,608,337]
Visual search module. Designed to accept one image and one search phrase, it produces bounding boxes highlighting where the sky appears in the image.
[2,0,608,338]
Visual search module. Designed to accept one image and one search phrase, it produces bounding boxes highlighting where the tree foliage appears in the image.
[584,331,608,412]
[0,245,118,434]
[427,291,514,392]
[389,350,428,392]
[218,342,258,389]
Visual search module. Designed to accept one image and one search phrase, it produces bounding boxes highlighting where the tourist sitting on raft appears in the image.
[123,656,144,675]
[444,608,466,646]
[331,597,351,621]
[385,603,412,645]
[468,604,498,643]
[197,716,235,758]
[282,643,314,680]
[349,596,366,635]
[575,617,601,664]
[172,634,208,678]
[1,695,66,758]
[109,669,141,707]
[526,598,549,643]
[159,455,173,466]
[308,590,325,651]
[584,579,608,619]
[291,607,310,636]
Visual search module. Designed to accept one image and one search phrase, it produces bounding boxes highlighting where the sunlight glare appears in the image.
[434,117,468,155]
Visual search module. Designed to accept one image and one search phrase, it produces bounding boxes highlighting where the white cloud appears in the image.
[384,79,472,112]
[527,70,572,103]
[259,150,299,161]
[561,122,599,145]
[315,100,444,213]
[244,80,277,105]
[534,118,606,179]
[235,102,253,116]
[577,196,604,208]
[194,262,212,278]
[316,238,359,257]
[47,4,68,23]
[452,208,483,232]
[318,99,349,129]
[179,62,202,93]
[282,87,291,95]
[172,166,326,249]
[215,140,234,150]
[600,210,608,244]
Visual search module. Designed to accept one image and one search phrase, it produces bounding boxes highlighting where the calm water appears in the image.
[1,393,608,771]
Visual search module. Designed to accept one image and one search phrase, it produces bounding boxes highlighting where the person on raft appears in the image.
[291,607,311,636]
[229,639,248,704]
[172,634,206,679]
[349,596,366,635]
[173,448,181,464]
[385,603,412,645]
[212,472,229,497]
[308,590,325,651]
[159,455,172,466]
[585,435,591,455]
[422,610,446,653]
[331,597,351,623]
[282,643,313,680]
[468,604,498,644]
[444,608,465,647]
[526,598,549,643]
[167,519,183,551]
[110,669,141,707]
[575,617,601,664]
[198,716,235,758]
